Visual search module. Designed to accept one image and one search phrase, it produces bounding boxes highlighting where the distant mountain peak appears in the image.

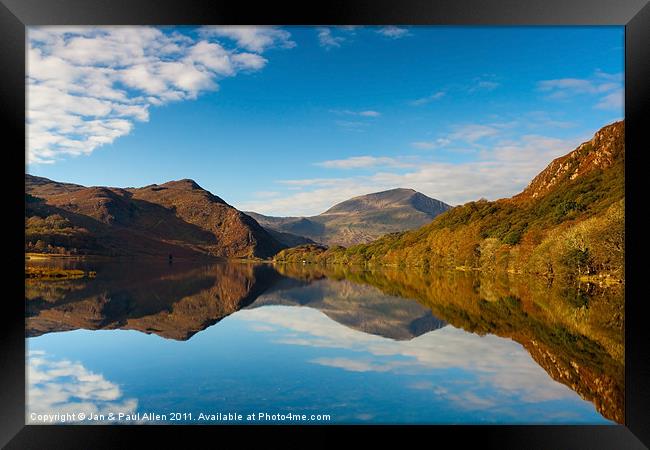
[251,188,451,247]
[322,188,450,216]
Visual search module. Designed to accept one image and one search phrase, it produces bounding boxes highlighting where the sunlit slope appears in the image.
[275,121,625,282]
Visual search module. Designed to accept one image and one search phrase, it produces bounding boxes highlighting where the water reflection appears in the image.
[25,259,623,424]
[239,306,594,420]
[27,350,138,424]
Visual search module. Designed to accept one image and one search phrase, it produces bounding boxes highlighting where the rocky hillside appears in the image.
[274,121,625,283]
[25,176,286,259]
[247,188,451,247]
[515,121,624,201]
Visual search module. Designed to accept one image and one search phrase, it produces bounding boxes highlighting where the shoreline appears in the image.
[25,266,96,280]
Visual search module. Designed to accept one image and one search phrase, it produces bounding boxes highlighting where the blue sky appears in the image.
[26,26,624,216]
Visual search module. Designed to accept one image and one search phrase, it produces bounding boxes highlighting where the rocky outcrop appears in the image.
[515,121,624,201]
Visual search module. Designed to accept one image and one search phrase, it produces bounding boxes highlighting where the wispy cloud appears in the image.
[468,75,501,93]
[330,109,381,131]
[473,80,500,91]
[334,120,369,131]
[537,70,623,111]
[199,26,296,52]
[376,26,410,39]
[330,109,381,117]
[316,27,360,49]
[410,91,445,106]
[524,111,577,129]
[410,138,451,150]
[315,156,415,170]
[317,27,345,49]
[595,91,624,110]
[411,76,500,106]
[449,124,501,143]
[27,26,294,165]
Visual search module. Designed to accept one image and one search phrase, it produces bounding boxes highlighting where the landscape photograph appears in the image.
[25,25,624,425]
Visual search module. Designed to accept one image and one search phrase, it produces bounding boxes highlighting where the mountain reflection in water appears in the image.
[25,259,623,424]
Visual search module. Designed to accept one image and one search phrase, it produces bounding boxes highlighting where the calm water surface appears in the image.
[25,259,623,424]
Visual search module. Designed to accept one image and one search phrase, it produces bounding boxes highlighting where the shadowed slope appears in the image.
[25,176,286,258]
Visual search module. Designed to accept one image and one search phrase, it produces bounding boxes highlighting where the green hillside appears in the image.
[274,121,625,284]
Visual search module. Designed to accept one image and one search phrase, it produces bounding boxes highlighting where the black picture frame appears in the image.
[2,0,649,448]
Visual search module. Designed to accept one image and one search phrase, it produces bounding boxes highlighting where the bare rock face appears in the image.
[515,121,624,201]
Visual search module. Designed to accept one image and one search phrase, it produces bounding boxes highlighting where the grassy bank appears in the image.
[25,266,96,280]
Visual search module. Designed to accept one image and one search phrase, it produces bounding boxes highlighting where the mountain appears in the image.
[274,121,625,283]
[247,188,451,247]
[25,176,286,259]
[514,120,624,201]
[322,188,448,215]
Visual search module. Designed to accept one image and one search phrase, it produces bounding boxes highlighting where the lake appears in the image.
[25,259,624,425]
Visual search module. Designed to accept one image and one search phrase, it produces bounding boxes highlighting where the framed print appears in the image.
[2,0,649,448]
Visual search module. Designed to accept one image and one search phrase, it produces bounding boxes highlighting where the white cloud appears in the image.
[539,79,602,95]
[537,71,623,111]
[411,91,445,106]
[465,75,501,93]
[199,26,296,53]
[595,89,624,110]
[27,351,138,423]
[330,109,381,117]
[315,156,414,170]
[27,26,292,165]
[317,28,345,49]
[449,124,500,143]
[329,110,381,131]
[376,26,410,39]
[411,138,451,150]
[470,80,500,92]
